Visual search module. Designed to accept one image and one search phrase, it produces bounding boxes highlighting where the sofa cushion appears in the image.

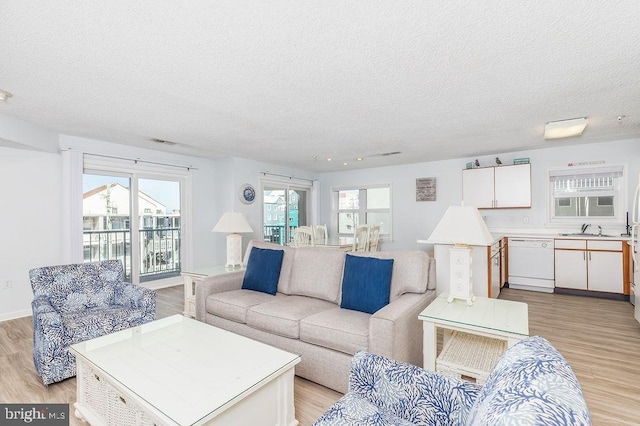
[301,307,370,355]
[244,240,296,294]
[467,336,591,425]
[340,254,394,314]
[288,248,346,303]
[206,289,281,324]
[246,295,337,339]
[242,246,284,295]
[348,251,430,301]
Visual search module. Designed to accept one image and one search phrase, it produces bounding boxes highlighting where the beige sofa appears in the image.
[195,240,436,393]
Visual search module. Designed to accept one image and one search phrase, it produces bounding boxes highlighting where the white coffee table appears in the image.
[418,293,529,372]
[69,315,301,426]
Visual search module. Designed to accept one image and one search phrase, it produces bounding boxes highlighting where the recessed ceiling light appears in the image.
[0,89,13,101]
[327,158,332,162]
[343,162,348,166]
[356,157,363,161]
[544,117,588,139]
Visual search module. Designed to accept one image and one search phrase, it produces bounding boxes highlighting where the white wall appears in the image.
[0,148,63,320]
[319,138,640,253]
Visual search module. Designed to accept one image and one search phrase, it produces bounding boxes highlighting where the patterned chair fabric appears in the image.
[314,336,591,426]
[29,260,156,385]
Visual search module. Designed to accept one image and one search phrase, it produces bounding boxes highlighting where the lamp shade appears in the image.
[426,205,493,246]
[212,212,253,233]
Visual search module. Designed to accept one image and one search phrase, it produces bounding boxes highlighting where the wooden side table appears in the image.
[418,293,529,380]
[182,265,245,317]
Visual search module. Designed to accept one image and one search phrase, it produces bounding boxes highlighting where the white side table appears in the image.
[418,293,529,375]
[182,265,245,317]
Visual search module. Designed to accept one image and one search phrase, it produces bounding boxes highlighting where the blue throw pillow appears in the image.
[242,247,284,295]
[340,254,394,314]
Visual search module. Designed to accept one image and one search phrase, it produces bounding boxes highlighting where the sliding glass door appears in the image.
[263,184,310,245]
[82,173,182,283]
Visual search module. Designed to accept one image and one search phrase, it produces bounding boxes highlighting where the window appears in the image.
[82,154,189,284]
[334,185,391,237]
[548,165,625,224]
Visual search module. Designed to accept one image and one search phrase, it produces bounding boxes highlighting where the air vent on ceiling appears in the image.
[379,151,401,156]
[150,138,177,145]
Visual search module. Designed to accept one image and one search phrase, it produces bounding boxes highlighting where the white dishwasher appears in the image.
[508,238,555,293]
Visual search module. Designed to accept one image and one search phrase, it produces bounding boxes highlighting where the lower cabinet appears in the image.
[555,239,624,294]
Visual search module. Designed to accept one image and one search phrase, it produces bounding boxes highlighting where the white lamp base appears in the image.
[225,233,243,268]
[447,245,475,306]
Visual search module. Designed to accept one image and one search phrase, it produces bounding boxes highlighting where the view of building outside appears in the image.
[263,190,300,244]
[337,187,391,235]
[82,175,181,281]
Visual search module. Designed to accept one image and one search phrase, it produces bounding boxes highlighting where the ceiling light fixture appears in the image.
[544,117,588,140]
[0,89,13,101]
[356,157,363,161]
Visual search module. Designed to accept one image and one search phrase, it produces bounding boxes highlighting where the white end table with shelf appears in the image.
[418,293,529,382]
[182,265,245,318]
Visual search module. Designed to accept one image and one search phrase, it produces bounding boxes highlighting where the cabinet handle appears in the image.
[583,252,586,261]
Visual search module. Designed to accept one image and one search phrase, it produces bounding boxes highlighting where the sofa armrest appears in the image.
[113,283,157,320]
[195,271,245,321]
[369,290,436,368]
[314,350,480,425]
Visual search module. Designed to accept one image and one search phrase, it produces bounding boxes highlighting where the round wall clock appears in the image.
[239,183,256,204]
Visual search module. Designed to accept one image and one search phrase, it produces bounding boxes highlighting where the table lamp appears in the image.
[212,212,253,268]
[426,205,494,305]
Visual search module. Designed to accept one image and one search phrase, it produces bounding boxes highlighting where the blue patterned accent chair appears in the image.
[29,260,156,385]
[314,336,591,425]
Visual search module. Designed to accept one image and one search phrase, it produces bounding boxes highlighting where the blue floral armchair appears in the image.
[314,336,591,425]
[29,260,156,385]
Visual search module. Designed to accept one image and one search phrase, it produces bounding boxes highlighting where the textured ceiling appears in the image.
[0,1,639,172]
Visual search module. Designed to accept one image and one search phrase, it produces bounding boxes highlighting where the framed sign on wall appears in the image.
[416,177,436,202]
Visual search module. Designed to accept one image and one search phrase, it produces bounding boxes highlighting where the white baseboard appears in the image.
[0,308,32,323]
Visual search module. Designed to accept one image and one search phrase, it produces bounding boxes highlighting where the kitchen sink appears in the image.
[558,233,616,237]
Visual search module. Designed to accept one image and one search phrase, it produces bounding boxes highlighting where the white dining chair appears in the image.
[293,226,315,247]
[352,225,370,252]
[368,224,381,251]
[312,224,328,243]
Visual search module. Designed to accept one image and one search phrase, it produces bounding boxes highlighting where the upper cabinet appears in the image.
[462,163,531,209]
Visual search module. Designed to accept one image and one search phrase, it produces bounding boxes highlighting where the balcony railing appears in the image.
[263,225,299,245]
[83,227,181,281]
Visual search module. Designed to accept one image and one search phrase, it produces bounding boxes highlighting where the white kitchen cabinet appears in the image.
[554,239,624,293]
[462,167,494,208]
[462,163,531,209]
[554,249,588,289]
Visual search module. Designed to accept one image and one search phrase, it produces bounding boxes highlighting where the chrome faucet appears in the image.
[581,223,590,233]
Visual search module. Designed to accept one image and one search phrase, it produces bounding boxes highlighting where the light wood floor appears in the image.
[1,286,639,425]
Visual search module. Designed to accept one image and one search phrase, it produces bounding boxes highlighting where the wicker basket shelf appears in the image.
[436,331,507,384]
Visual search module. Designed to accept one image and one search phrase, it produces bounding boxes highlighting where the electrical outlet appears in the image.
[1,281,12,290]
[522,216,530,224]
[508,216,516,225]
